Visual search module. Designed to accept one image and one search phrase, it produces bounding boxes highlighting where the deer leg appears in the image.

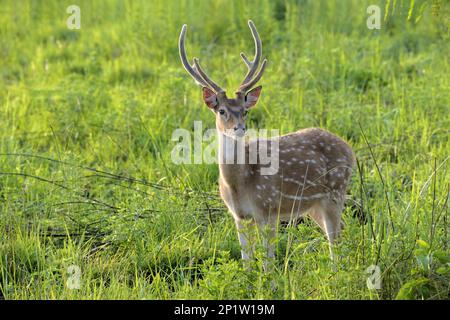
[309,200,343,264]
[255,218,276,272]
[235,219,254,261]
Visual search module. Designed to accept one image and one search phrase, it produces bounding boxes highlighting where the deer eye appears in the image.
[219,109,225,115]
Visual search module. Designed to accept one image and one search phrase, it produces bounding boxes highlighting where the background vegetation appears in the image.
[0,0,449,299]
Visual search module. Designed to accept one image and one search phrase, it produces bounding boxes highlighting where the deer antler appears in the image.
[179,24,225,93]
[236,20,267,94]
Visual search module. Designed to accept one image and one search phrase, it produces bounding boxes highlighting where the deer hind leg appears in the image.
[308,199,344,263]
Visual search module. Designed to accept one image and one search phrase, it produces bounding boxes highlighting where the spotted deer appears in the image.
[178,20,355,267]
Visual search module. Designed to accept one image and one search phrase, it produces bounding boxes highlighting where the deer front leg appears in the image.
[258,220,276,272]
[256,218,278,290]
[235,219,254,262]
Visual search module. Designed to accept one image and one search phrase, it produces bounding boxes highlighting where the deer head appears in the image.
[179,20,267,138]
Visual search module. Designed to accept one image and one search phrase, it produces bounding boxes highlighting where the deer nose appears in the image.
[234,124,246,132]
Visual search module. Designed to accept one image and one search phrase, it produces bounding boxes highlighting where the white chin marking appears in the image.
[224,130,245,138]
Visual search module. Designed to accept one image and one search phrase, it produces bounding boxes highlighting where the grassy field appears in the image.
[0,0,449,300]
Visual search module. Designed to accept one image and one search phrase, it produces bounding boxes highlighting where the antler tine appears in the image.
[193,58,225,93]
[237,20,264,93]
[179,24,225,93]
[238,59,267,93]
[179,25,208,87]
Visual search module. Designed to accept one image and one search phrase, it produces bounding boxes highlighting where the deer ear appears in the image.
[244,86,262,108]
[202,87,218,109]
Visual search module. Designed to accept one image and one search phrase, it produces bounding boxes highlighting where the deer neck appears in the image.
[217,131,250,187]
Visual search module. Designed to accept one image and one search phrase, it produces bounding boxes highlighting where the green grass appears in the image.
[0,0,449,299]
